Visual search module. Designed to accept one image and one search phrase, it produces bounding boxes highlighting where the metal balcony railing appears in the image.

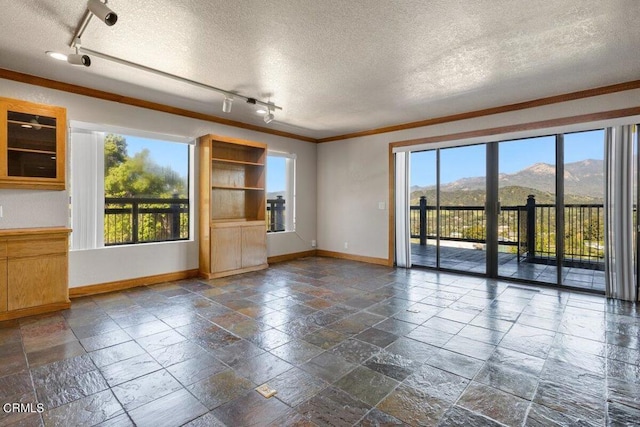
[410,195,604,267]
[104,197,189,245]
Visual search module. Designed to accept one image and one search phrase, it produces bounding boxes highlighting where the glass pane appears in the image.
[7,112,56,152]
[267,156,287,232]
[498,136,557,284]
[410,150,437,267]
[562,130,605,291]
[440,144,486,274]
[8,151,56,178]
[103,133,189,245]
[7,111,57,178]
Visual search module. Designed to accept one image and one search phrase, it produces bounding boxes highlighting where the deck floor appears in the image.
[411,243,605,292]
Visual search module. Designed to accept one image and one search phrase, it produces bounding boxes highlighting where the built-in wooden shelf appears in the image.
[211,157,264,166]
[212,185,265,191]
[8,147,56,155]
[199,134,268,279]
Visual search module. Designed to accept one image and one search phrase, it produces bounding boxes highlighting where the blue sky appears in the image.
[411,129,605,186]
[125,136,189,178]
[267,156,286,192]
[124,136,288,192]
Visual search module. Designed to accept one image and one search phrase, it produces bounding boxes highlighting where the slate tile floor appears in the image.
[0,257,639,426]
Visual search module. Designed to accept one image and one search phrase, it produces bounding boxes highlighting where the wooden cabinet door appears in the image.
[241,225,267,268]
[211,226,242,273]
[7,254,67,310]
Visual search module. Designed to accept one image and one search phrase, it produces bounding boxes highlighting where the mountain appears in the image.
[410,159,604,206]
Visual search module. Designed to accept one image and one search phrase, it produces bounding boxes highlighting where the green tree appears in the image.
[104,149,185,198]
[104,134,128,172]
[103,135,188,244]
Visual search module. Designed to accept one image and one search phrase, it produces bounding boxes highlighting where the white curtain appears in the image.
[604,125,636,301]
[70,128,105,250]
[395,152,411,267]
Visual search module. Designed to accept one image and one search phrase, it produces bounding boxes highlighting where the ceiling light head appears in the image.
[46,51,68,61]
[264,112,275,124]
[87,0,118,26]
[222,96,233,113]
[67,53,91,67]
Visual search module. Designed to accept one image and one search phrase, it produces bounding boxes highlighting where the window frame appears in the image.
[69,121,194,250]
[266,150,296,233]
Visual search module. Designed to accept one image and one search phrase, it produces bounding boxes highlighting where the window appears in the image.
[266,152,295,232]
[70,123,192,249]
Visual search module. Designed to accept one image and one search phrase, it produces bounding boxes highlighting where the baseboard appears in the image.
[0,301,71,321]
[267,250,317,264]
[315,249,392,266]
[69,269,200,298]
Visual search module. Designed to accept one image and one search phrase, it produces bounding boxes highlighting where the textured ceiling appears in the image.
[0,0,638,139]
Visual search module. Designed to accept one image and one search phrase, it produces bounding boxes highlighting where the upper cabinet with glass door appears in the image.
[0,97,66,190]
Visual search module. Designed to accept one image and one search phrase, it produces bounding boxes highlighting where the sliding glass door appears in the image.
[562,130,605,291]
[409,150,437,268]
[407,127,610,293]
[439,145,487,274]
[497,136,557,285]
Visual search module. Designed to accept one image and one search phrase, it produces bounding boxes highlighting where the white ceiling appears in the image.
[1,0,638,140]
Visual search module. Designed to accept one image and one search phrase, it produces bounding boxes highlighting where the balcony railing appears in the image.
[266,196,285,232]
[410,195,604,267]
[104,197,189,245]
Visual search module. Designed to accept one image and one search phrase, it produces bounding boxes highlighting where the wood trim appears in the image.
[0,301,71,321]
[69,269,199,298]
[0,68,316,143]
[316,249,391,266]
[390,107,640,149]
[199,264,268,280]
[267,250,317,264]
[318,80,640,143]
[0,227,71,237]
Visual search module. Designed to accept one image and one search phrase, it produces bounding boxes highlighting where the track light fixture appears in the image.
[87,0,118,26]
[67,38,91,67]
[264,108,275,124]
[222,96,233,113]
[60,2,282,124]
[68,51,91,67]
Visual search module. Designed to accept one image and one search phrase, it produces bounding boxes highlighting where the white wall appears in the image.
[317,89,640,262]
[0,78,317,287]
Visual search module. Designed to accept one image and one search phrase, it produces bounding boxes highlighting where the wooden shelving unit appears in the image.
[0,97,66,190]
[198,135,268,279]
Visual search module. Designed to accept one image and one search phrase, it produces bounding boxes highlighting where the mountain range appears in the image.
[410,159,605,206]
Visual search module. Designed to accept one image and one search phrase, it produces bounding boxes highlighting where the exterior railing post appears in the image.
[132,200,139,244]
[170,193,180,239]
[274,196,285,232]
[419,196,427,246]
[526,195,536,261]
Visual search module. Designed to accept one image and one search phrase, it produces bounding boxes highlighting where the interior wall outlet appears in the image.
[311,239,317,248]
[0,205,3,218]
[378,201,385,210]
[344,242,348,249]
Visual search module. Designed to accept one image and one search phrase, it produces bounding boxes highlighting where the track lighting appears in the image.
[68,52,91,67]
[222,96,233,113]
[63,4,284,123]
[264,109,275,124]
[87,0,118,26]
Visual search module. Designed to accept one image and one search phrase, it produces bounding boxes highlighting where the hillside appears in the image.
[410,159,604,206]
